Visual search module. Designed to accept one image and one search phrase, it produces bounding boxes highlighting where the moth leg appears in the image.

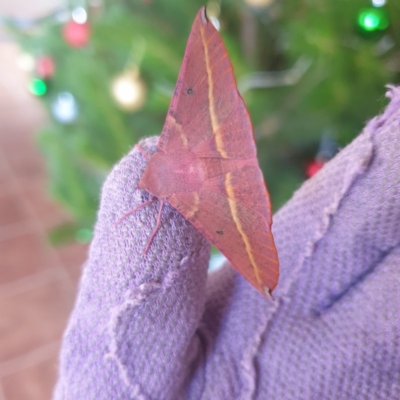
[143,200,164,254]
[135,144,150,161]
[114,197,157,227]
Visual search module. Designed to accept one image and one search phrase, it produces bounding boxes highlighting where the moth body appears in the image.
[135,7,280,296]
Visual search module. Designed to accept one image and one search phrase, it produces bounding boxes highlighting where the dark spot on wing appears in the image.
[186,88,194,95]
[216,230,223,235]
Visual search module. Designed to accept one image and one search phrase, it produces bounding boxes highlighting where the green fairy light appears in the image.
[29,78,47,96]
[75,228,93,244]
[358,8,389,32]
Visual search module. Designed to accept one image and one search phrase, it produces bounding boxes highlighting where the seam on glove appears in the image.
[105,281,160,400]
[105,269,180,399]
[238,88,400,398]
[240,304,277,400]
[278,128,375,304]
[316,86,400,312]
[258,86,397,312]
[318,243,399,313]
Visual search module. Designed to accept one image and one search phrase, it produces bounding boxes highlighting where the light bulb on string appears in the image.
[63,7,90,48]
[51,92,79,124]
[244,0,275,9]
[206,2,221,30]
[305,131,338,178]
[36,56,55,79]
[372,0,386,7]
[305,160,324,178]
[72,7,88,24]
[111,39,147,112]
[16,52,35,72]
[111,70,147,112]
[358,7,389,32]
[209,16,220,31]
[29,78,47,96]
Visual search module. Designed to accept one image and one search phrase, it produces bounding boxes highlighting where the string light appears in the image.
[358,8,388,32]
[209,16,220,31]
[51,92,79,124]
[29,78,47,96]
[36,56,55,79]
[206,2,221,31]
[372,0,386,7]
[244,0,274,8]
[72,7,88,24]
[111,71,147,111]
[63,20,90,47]
[16,53,35,72]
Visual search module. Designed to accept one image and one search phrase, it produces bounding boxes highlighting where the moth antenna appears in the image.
[143,200,165,254]
[114,197,157,227]
[135,143,150,161]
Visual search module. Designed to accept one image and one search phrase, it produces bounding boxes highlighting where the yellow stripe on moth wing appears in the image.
[168,116,188,149]
[225,172,263,286]
[200,26,228,159]
[186,192,200,219]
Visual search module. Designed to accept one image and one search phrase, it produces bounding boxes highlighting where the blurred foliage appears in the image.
[8,0,400,240]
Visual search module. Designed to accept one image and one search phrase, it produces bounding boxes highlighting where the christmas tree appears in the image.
[7,0,400,243]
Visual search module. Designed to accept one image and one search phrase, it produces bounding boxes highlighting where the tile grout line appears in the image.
[0,176,46,199]
[0,146,76,293]
[0,382,6,400]
[0,40,68,398]
[0,220,38,243]
[0,145,73,382]
[0,342,60,378]
[0,268,63,300]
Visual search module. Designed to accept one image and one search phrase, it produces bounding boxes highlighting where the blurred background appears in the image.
[0,0,399,398]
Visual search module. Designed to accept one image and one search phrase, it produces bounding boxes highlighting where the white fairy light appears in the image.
[16,53,35,72]
[72,7,88,24]
[209,16,220,31]
[111,72,146,111]
[51,92,78,124]
[372,0,386,7]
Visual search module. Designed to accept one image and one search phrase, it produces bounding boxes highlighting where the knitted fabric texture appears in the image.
[54,86,400,400]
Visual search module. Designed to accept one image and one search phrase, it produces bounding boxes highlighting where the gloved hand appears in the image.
[54,86,400,400]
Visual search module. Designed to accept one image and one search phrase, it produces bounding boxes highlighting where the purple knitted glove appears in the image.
[54,87,400,400]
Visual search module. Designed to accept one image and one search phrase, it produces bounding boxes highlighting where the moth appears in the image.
[124,7,279,297]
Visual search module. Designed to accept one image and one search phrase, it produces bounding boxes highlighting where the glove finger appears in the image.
[194,87,400,399]
[273,85,400,314]
[55,137,210,400]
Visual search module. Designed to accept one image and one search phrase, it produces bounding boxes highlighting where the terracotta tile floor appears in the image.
[0,43,88,399]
